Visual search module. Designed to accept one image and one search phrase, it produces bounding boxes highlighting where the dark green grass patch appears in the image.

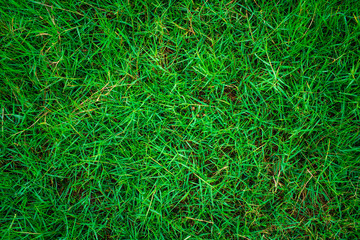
[1,0,360,239]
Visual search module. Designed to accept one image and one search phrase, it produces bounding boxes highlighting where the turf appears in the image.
[1,0,360,239]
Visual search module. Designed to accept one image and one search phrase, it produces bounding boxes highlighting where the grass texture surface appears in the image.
[1,0,360,239]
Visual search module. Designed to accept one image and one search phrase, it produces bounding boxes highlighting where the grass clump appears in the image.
[1,0,360,239]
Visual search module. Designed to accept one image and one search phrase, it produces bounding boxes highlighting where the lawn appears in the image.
[1,0,360,239]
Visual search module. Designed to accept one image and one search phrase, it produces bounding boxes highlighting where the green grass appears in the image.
[1,0,360,239]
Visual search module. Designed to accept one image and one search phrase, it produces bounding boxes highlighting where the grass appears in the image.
[1,0,360,239]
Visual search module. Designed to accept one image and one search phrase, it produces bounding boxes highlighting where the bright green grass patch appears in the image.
[1,0,360,239]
